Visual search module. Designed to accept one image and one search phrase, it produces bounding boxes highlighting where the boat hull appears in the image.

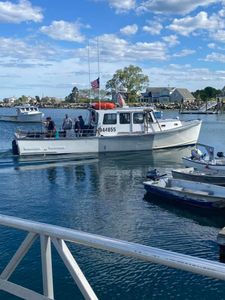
[172,168,225,186]
[14,120,201,156]
[182,157,225,171]
[144,180,225,209]
[0,113,43,123]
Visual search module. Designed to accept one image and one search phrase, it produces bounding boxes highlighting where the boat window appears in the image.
[34,108,38,111]
[133,113,144,124]
[26,108,29,111]
[119,113,130,124]
[103,113,117,124]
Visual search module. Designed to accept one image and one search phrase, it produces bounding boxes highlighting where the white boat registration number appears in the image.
[99,127,116,132]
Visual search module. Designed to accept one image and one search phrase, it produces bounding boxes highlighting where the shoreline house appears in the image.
[141,87,195,104]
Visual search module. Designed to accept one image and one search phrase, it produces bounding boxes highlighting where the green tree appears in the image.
[65,86,79,103]
[105,65,149,102]
[35,95,41,103]
[193,86,221,101]
[17,95,29,104]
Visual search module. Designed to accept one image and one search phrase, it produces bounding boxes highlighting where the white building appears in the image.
[142,87,195,104]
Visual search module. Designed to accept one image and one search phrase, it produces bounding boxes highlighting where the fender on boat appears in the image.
[91,102,116,110]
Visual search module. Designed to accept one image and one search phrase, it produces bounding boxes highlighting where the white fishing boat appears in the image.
[143,177,225,209]
[0,105,44,123]
[12,102,202,156]
[172,167,225,186]
[182,144,225,171]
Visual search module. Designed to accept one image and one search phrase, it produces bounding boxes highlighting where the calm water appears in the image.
[1,108,225,299]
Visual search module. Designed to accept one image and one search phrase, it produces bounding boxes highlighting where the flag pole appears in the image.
[97,37,100,109]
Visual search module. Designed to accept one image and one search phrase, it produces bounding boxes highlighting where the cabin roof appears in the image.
[90,106,154,114]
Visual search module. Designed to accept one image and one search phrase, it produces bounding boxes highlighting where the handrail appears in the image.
[15,128,97,139]
[0,214,224,300]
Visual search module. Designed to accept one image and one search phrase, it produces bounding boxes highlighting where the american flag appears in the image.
[117,93,126,107]
[91,77,100,89]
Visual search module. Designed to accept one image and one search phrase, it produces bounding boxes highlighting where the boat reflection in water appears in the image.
[143,192,225,229]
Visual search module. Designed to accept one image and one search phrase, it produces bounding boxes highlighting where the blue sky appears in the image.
[0,0,225,99]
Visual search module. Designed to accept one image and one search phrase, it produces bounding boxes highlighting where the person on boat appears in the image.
[74,118,81,137]
[78,115,85,135]
[191,148,203,160]
[45,117,56,137]
[62,114,73,136]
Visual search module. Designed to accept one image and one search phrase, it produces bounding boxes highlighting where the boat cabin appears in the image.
[88,107,181,136]
[16,105,40,115]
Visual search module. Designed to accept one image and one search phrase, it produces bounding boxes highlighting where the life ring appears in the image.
[91,102,116,110]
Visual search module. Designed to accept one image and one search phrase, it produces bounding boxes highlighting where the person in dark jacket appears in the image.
[74,118,81,137]
[45,117,56,137]
[78,115,85,135]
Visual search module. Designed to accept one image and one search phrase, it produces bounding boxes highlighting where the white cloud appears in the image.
[143,21,163,35]
[0,37,57,60]
[205,52,225,62]
[40,20,85,42]
[137,0,218,15]
[162,35,179,46]
[109,0,135,13]
[167,11,221,36]
[90,34,168,61]
[212,29,225,42]
[208,43,216,48]
[173,49,196,57]
[74,34,168,63]
[0,0,43,23]
[120,24,138,35]
[143,64,224,91]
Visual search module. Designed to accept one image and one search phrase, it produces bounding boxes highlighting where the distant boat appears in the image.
[0,105,44,123]
[143,177,225,209]
[172,167,225,186]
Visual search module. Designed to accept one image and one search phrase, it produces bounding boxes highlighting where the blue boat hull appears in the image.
[144,184,223,209]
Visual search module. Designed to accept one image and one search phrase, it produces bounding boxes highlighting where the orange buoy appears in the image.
[91,102,116,110]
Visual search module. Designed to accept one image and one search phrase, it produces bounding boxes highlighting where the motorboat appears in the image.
[12,102,202,156]
[182,143,225,171]
[0,105,44,123]
[143,177,225,209]
[172,167,225,186]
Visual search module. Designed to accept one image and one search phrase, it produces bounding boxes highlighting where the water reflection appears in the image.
[47,167,57,183]
[143,193,225,229]
[74,164,86,182]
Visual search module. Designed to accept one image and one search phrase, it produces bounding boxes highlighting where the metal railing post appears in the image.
[40,235,54,299]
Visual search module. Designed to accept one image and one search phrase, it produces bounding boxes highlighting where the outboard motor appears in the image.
[217,151,224,158]
[146,169,167,180]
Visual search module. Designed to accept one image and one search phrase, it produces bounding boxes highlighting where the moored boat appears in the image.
[172,167,225,186]
[0,105,44,123]
[143,177,225,209]
[182,144,225,171]
[12,105,202,156]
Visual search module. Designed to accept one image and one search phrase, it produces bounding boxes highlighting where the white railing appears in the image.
[0,214,224,300]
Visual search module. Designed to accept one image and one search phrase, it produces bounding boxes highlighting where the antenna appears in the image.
[97,37,100,108]
[88,40,91,103]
